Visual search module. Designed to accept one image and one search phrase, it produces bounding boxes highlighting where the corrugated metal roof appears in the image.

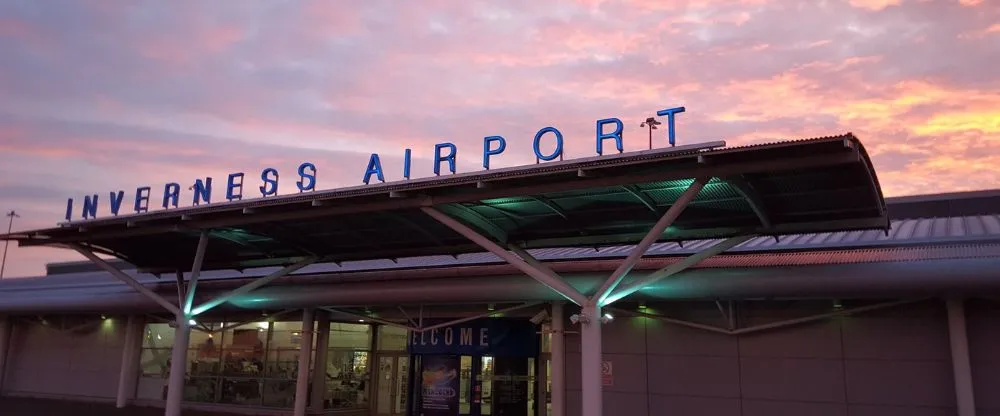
[172,214,1000,279]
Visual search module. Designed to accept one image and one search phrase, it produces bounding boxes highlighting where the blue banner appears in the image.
[420,355,461,416]
[408,318,539,357]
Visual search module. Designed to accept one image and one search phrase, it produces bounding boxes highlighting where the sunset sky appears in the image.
[0,0,998,277]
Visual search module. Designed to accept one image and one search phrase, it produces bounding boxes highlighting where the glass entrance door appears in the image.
[374,354,409,416]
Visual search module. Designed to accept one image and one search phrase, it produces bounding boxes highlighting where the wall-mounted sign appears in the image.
[601,360,613,387]
[407,318,539,357]
[61,106,685,222]
[420,354,461,416]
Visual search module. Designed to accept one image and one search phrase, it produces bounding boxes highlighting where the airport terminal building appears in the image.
[1,134,999,416]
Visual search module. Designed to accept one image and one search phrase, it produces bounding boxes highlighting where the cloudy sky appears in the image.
[0,0,997,277]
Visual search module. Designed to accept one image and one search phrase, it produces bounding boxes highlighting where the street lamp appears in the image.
[1,210,20,279]
[640,117,662,149]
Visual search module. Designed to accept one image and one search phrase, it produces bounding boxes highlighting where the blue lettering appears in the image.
[533,128,563,161]
[296,162,317,192]
[134,187,150,213]
[434,143,457,175]
[82,194,98,219]
[656,106,686,146]
[64,198,73,221]
[162,183,180,209]
[363,153,385,184]
[483,136,506,169]
[109,191,125,216]
[192,178,212,205]
[596,118,624,155]
[260,168,279,197]
[226,173,244,201]
[403,149,412,180]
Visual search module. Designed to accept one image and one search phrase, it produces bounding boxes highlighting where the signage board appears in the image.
[60,106,686,222]
[420,354,461,416]
[601,360,613,387]
[407,318,539,357]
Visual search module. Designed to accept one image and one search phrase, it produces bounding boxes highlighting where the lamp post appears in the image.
[640,117,662,149]
[1,210,19,279]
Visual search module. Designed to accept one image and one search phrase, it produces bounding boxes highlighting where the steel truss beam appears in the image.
[190,256,318,316]
[70,244,182,316]
[594,177,709,304]
[421,206,588,305]
[602,234,755,305]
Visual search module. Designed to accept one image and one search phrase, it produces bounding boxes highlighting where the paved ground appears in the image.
[0,397,230,416]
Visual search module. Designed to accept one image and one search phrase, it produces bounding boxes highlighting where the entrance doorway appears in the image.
[374,353,409,416]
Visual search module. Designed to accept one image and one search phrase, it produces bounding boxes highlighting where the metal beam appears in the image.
[190,256,317,316]
[183,231,210,315]
[70,244,182,316]
[594,177,709,304]
[724,175,772,229]
[620,185,660,214]
[416,302,541,332]
[422,207,588,305]
[435,203,509,244]
[321,307,416,332]
[603,234,754,305]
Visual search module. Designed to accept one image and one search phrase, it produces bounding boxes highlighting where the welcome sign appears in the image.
[61,106,685,222]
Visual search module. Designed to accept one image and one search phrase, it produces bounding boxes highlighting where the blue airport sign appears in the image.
[62,106,685,221]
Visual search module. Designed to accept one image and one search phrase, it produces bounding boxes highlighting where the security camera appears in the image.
[569,313,589,324]
[529,310,550,325]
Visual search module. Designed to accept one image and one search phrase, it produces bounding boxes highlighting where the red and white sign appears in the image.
[601,360,613,386]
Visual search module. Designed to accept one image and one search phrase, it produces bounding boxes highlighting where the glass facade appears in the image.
[137,319,547,415]
[139,318,374,410]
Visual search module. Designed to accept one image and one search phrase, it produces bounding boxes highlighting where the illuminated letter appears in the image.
[109,191,125,216]
[479,327,489,347]
[82,194,99,219]
[532,127,563,161]
[162,183,180,209]
[434,143,457,175]
[64,198,73,221]
[363,153,385,185]
[431,329,439,345]
[226,173,244,201]
[656,106,686,147]
[296,162,316,192]
[596,118,624,155]
[192,178,212,206]
[260,168,279,197]
[403,149,412,180]
[444,327,454,345]
[134,187,151,213]
[461,328,473,345]
[483,136,506,169]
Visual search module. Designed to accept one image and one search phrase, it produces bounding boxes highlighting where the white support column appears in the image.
[116,315,143,408]
[311,313,331,411]
[946,298,977,416]
[164,316,191,416]
[182,231,210,315]
[294,308,316,416]
[579,303,602,416]
[0,315,11,393]
[550,302,565,416]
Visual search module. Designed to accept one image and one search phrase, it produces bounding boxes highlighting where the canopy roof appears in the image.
[3,133,889,273]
